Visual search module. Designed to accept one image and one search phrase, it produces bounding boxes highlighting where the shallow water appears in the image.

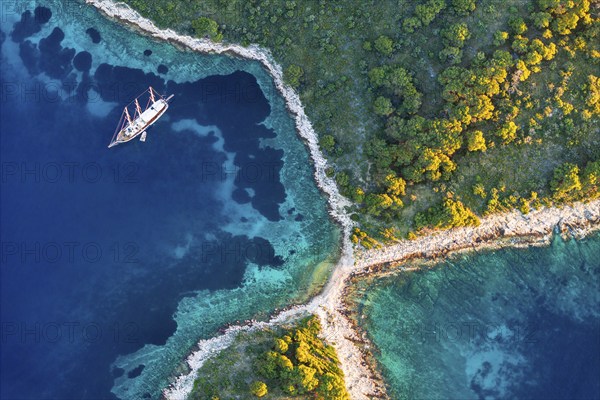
[0,2,339,399]
[353,234,600,400]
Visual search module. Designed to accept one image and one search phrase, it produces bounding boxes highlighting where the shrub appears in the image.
[439,46,463,64]
[250,381,268,397]
[493,31,509,46]
[496,121,518,144]
[466,130,487,152]
[319,134,336,152]
[403,17,422,33]
[373,96,394,116]
[274,338,288,353]
[550,163,582,200]
[284,64,304,88]
[451,0,476,16]
[415,0,447,26]
[442,23,470,48]
[374,35,394,56]
[191,17,222,41]
[415,198,480,230]
[509,16,527,35]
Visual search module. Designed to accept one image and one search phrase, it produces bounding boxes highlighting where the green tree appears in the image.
[451,0,476,16]
[284,64,304,88]
[415,0,447,26]
[373,96,394,116]
[509,16,527,35]
[439,46,463,64]
[315,372,348,400]
[493,31,509,46]
[191,17,222,41]
[335,171,350,187]
[442,23,471,47]
[538,0,561,12]
[319,134,336,152]
[385,174,407,197]
[403,17,422,33]
[554,11,579,35]
[550,162,582,200]
[512,35,529,54]
[583,160,600,197]
[532,11,552,29]
[368,67,387,87]
[496,121,518,144]
[257,351,279,379]
[415,198,480,230]
[274,338,288,353]
[374,35,394,55]
[369,66,422,114]
[250,381,268,397]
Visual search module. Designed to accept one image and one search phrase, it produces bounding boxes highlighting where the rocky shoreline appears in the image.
[344,200,600,398]
[84,2,600,399]
[354,200,600,273]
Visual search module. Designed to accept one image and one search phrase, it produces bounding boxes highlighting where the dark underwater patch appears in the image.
[11,10,41,42]
[34,6,52,24]
[73,51,92,72]
[157,64,168,74]
[38,27,75,80]
[18,40,40,75]
[127,364,145,379]
[232,187,251,204]
[1,10,297,399]
[86,27,101,44]
[10,7,52,43]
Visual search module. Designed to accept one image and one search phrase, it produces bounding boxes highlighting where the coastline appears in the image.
[354,200,600,274]
[83,0,370,398]
[345,201,600,397]
[83,0,355,238]
[84,2,600,399]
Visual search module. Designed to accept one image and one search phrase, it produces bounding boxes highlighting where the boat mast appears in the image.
[135,99,142,116]
[124,107,132,124]
[149,86,156,103]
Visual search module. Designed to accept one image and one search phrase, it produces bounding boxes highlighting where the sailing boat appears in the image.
[108,86,174,148]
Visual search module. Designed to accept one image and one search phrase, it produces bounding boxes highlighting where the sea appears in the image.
[353,233,600,400]
[0,1,340,399]
[2,2,600,400]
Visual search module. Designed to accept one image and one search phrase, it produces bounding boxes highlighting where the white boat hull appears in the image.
[108,89,174,148]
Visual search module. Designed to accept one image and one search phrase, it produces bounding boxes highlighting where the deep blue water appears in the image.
[355,234,600,400]
[0,2,339,399]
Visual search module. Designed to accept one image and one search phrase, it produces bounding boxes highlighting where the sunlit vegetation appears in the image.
[188,316,349,399]
[191,16,222,41]
[125,0,599,243]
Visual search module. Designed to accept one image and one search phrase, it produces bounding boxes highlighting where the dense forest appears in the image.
[124,0,599,247]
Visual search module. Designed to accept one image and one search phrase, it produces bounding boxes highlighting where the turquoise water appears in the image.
[0,1,339,399]
[354,234,600,400]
